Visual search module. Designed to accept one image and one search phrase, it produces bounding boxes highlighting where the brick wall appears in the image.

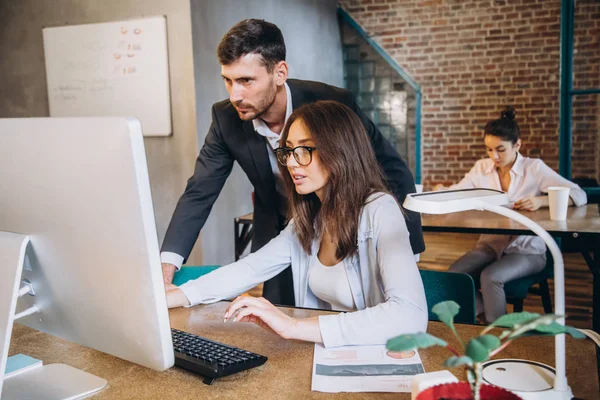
[339,0,600,187]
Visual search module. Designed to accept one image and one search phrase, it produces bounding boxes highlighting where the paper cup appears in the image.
[415,184,424,194]
[547,186,570,221]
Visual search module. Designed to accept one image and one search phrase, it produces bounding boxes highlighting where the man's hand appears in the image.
[162,262,177,286]
[514,195,546,211]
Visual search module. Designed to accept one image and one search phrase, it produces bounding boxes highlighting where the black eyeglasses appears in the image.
[273,146,318,166]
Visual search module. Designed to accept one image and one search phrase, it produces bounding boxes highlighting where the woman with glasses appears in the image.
[166,100,427,347]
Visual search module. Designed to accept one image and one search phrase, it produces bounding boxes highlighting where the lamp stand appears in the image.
[476,202,572,399]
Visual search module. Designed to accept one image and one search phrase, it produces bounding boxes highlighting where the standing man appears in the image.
[161,19,424,306]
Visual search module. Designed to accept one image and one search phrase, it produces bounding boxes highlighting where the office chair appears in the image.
[419,269,477,324]
[172,265,221,286]
[505,252,554,314]
[499,240,559,315]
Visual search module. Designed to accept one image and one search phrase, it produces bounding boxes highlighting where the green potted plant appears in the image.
[387,301,585,400]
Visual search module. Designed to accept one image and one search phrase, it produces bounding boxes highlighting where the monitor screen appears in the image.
[0,117,174,373]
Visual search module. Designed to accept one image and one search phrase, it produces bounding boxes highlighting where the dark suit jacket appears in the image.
[162,79,425,263]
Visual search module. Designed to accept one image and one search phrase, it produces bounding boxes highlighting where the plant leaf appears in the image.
[444,356,474,368]
[517,322,586,339]
[507,314,560,340]
[465,335,501,362]
[387,332,447,352]
[490,312,540,328]
[432,301,460,331]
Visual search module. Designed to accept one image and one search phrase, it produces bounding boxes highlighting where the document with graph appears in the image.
[311,343,424,392]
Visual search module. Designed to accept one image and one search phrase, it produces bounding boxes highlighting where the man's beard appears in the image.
[235,83,277,121]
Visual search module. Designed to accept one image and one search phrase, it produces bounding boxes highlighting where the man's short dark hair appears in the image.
[217,19,286,72]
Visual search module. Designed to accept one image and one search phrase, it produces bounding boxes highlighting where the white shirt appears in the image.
[450,154,587,258]
[308,257,356,312]
[161,83,293,270]
[179,193,427,348]
[252,82,292,199]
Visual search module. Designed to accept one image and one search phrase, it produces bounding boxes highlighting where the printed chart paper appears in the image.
[312,343,425,393]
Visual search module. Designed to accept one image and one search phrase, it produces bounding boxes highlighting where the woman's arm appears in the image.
[167,288,191,308]
[166,223,295,308]
[537,161,587,206]
[223,296,323,342]
[515,161,588,211]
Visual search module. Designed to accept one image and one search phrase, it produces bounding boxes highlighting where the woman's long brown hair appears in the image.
[278,100,389,259]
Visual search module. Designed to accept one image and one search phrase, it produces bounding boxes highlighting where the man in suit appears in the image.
[161,19,424,306]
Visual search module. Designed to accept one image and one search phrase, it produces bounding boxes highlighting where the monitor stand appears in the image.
[0,232,107,400]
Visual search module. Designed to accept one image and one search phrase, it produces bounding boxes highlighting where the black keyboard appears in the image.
[171,328,268,385]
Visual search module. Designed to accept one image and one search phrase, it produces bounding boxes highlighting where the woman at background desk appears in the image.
[435,106,587,323]
[166,100,427,348]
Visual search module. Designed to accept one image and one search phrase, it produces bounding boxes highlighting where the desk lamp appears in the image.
[404,188,571,400]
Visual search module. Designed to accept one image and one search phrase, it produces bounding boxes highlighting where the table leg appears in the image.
[580,244,600,386]
[593,247,600,386]
[234,220,253,261]
[581,248,600,333]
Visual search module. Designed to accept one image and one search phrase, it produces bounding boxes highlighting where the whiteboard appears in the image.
[43,16,172,136]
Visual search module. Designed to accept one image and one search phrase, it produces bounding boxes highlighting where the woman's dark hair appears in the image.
[217,19,285,73]
[484,106,521,144]
[278,100,389,259]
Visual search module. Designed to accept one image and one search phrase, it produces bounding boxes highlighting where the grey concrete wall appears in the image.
[0,0,204,264]
[190,0,344,265]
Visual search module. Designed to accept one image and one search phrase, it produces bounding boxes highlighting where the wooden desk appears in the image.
[420,204,600,236]
[8,302,599,399]
[420,205,600,334]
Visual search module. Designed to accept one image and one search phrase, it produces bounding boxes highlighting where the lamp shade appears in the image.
[403,188,509,214]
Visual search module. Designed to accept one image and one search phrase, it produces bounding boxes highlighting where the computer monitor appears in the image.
[0,117,174,398]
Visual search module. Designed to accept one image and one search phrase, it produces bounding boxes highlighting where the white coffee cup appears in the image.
[415,184,424,194]
[547,186,571,221]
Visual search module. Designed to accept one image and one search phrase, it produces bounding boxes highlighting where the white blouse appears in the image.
[179,193,427,348]
[308,257,356,312]
[450,153,587,258]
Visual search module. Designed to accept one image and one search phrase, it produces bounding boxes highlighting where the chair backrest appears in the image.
[172,265,221,286]
[419,269,477,324]
[583,187,600,204]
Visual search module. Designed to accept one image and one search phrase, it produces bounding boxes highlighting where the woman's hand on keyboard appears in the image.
[224,296,298,339]
[224,296,323,344]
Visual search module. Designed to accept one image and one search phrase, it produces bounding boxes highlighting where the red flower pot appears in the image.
[416,382,522,400]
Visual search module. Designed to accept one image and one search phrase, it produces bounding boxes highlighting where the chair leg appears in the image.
[539,279,553,314]
[513,299,524,313]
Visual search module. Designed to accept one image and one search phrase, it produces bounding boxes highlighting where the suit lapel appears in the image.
[288,79,309,109]
[243,121,276,199]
